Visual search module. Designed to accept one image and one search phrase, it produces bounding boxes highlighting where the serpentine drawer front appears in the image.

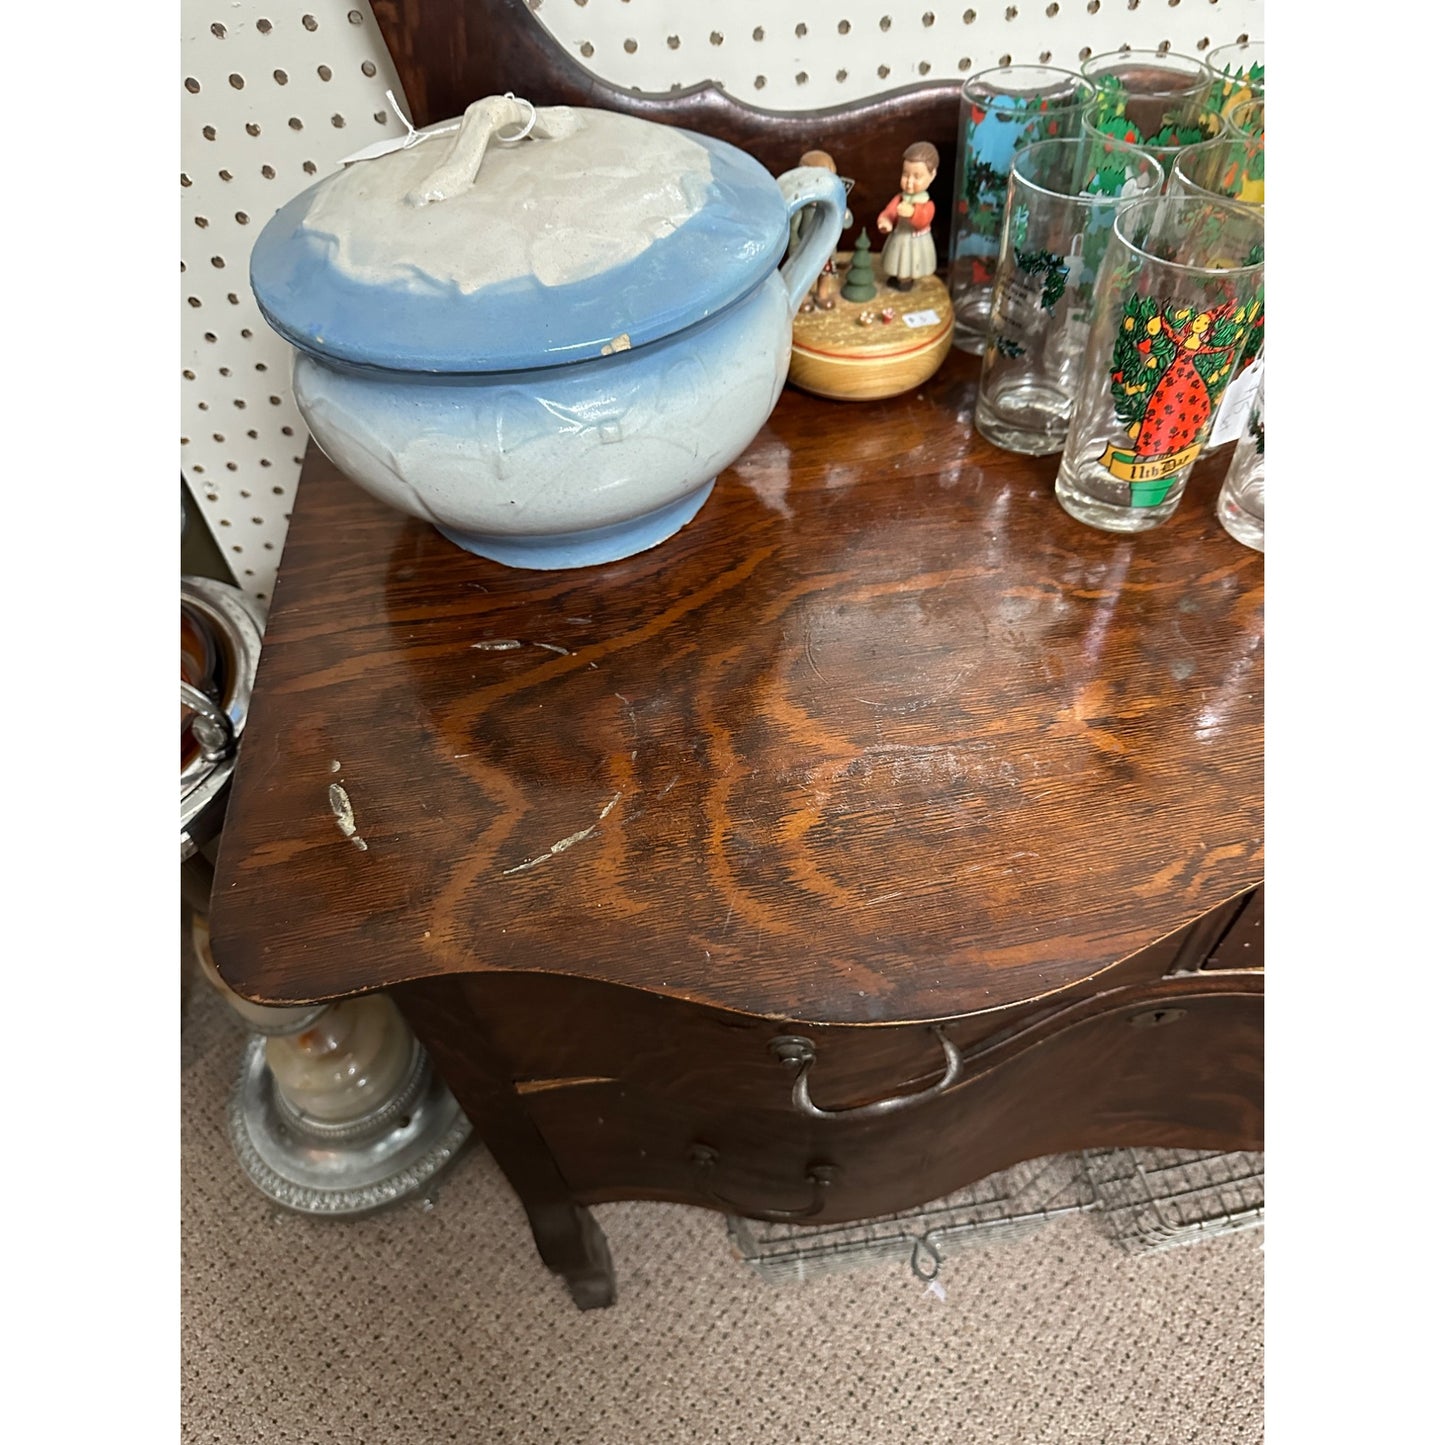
[519,980,1263,1225]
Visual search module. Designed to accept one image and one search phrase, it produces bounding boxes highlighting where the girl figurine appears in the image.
[876,142,940,292]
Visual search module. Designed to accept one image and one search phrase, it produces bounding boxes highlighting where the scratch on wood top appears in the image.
[327,782,369,852]
[502,791,624,876]
[514,1076,617,1095]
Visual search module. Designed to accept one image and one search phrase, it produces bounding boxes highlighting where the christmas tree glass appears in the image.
[1053,195,1264,533]
[1216,364,1265,551]
[975,138,1165,457]
[948,65,1094,354]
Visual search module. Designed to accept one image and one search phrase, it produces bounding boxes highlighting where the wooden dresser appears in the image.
[208,338,1263,1308]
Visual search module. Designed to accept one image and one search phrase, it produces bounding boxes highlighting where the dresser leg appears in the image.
[391,977,619,1310]
[525,1201,616,1310]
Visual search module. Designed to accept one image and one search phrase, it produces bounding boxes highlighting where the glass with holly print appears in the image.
[975,138,1165,456]
[1216,360,1265,551]
[1053,195,1264,533]
[948,66,1095,354]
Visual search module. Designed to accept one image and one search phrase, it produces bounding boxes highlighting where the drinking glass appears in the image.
[1080,48,1212,148]
[1227,96,1265,142]
[975,138,1165,456]
[1083,89,1223,178]
[1216,363,1265,550]
[1053,195,1265,533]
[1170,122,1265,450]
[1206,38,1265,121]
[947,65,1094,354]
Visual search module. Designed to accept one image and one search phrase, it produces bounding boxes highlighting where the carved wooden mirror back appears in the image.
[368,0,963,250]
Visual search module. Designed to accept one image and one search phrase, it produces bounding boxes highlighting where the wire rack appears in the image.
[726,1154,1094,1287]
[1080,1147,1264,1255]
[726,1148,1263,1285]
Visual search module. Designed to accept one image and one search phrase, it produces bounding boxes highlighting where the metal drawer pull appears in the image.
[770,1026,964,1120]
[688,1144,839,1222]
[182,680,236,764]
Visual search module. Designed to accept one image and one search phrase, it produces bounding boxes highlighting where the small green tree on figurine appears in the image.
[842,230,877,302]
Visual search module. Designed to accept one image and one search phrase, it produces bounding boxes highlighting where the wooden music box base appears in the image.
[789,260,954,401]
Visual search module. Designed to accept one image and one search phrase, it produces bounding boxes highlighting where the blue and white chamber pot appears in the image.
[249,93,845,570]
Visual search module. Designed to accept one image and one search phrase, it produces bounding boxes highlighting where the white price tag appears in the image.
[336,90,459,167]
[902,309,942,328]
[1210,360,1262,446]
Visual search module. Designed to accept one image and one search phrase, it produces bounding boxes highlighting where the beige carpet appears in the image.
[181,958,1263,1444]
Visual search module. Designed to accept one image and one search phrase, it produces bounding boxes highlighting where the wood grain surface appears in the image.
[208,343,1263,1023]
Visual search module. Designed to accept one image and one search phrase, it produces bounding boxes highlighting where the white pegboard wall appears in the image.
[180,0,1261,609]
[181,3,410,612]
[533,1,1261,108]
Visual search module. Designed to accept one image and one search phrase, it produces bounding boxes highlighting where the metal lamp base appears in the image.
[228,1035,473,1216]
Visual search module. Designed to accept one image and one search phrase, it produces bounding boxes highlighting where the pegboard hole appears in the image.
[879,16,891,32]
[228,73,245,90]
[919,61,931,75]
[580,41,595,58]
[752,26,764,41]
[361,60,377,77]
[194,216,209,228]
[710,31,723,46]
[838,20,850,35]
[349,11,364,24]
[187,297,202,308]
[796,23,808,37]
[257,18,273,34]
[236,211,250,224]
[210,23,225,38]
[877,64,890,79]
[289,117,304,130]
[219,169,233,181]
[303,13,319,30]
[246,123,260,136]
[754,75,766,89]
[331,114,346,128]
[185,77,200,94]
[210,256,225,268]
[963,9,976,23]
[318,65,333,81]
[274,69,288,85]
[202,126,216,141]
[836,68,848,82]
[181,173,192,187]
